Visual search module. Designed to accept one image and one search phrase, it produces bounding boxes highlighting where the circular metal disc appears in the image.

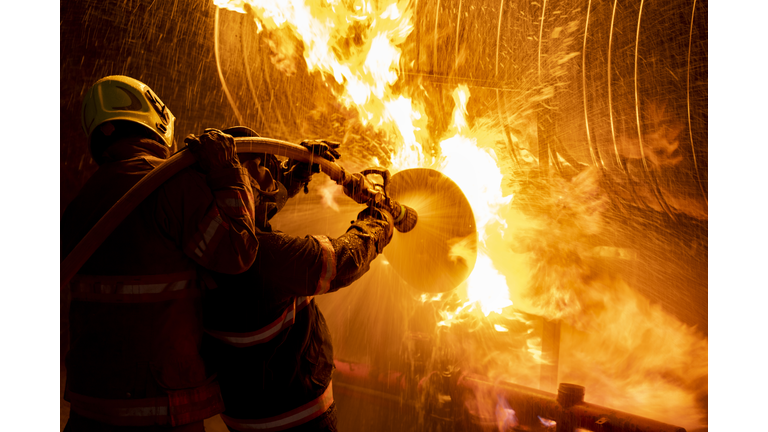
[385,168,477,293]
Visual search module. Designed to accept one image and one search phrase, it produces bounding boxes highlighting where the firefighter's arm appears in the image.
[157,130,259,274]
[255,211,391,297]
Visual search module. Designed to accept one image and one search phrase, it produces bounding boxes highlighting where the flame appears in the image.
[384,96,428,170]
[433,85,515,317]
[538,416,557,429]
[495,395,518,432]
[214,0,414,129]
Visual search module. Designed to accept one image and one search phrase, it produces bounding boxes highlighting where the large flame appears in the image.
[438,86,514,317]
[214,0,421,148]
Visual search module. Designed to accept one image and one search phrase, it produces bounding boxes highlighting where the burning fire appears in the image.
[439,86,514,317]
[214,0,707,429]
[213,0,424,154]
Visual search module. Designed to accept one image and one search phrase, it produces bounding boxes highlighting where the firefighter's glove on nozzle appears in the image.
[184,128,240,173]
[356,207,394,251]
[342,172,372,205]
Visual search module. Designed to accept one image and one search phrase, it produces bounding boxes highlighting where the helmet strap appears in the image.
[100,122,116,136]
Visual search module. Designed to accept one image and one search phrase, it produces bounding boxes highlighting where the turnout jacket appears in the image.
[61,138,259,427]
[202,217,389,430]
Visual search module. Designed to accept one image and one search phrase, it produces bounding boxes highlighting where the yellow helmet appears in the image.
[81,75,175,148]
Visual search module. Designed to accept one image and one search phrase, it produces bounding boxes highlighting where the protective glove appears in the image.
[281,160,315,197]
[184,128,240,173]
[300,139,341,162]
[283,139,342,195]
[356,206,394,251]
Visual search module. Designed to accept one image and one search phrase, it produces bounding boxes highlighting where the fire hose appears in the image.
[60,137,417,290]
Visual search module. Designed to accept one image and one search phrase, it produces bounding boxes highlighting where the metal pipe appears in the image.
[330,360,689,432]
[457,374,687,432]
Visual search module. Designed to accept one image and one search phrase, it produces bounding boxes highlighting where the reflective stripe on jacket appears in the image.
[220,382,333,432]
[69,271,197,303]
[205,296,313,347]
[65,380,224,427]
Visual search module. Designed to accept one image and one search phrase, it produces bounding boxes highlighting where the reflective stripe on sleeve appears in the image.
[204,296,313,347]
[194,212,227,257]
[187,205,232,263]
[69,271,197,303]
[311,235,337,295]
[215,188,255,220]
[220,382,334,431]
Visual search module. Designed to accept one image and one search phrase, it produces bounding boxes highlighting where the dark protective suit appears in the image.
[61,137,259,431]
[202,204,390,431]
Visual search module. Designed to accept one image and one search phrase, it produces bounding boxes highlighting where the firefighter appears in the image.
[61,76,260,432]
[201,127,393,432]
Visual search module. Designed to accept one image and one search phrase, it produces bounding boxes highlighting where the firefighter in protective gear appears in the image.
[61,76,260,431]
[201,128,393,432]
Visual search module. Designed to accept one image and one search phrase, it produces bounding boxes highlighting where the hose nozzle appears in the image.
[391,202,418,233]
[339,167,418,233]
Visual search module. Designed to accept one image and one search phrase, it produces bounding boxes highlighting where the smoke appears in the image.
[505,167,707,429]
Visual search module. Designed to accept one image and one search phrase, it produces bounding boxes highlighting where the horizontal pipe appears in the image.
[457,373,686,432]
[329,361,686,432]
